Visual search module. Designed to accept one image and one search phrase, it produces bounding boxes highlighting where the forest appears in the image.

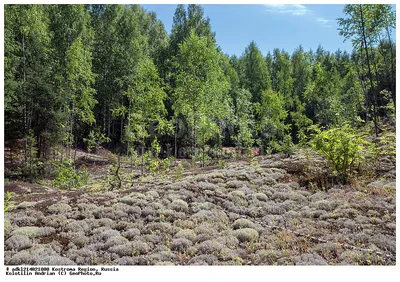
[3,4,397,266]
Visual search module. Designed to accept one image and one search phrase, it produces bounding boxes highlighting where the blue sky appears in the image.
[141,4,357,57]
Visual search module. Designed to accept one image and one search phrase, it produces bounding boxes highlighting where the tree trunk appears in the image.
[359,4,378,137]
[126,111,130,157]
[141,121,145,176]
[202,132,205,168]
[193,111,197,161]
[22,32,28,166]
[174,118,178,160]
[107,103,111,139]
[386,26,396,109]
[103,101,107,135]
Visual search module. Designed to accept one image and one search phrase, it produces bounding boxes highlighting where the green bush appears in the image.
[174,163,185,180]
[308,123,367,183]
[145,152,160,176]
[161,156,174,174]
[83,129,111,153]
[4,191,14,213]
[268,134,295,157]
[51,159,89,189]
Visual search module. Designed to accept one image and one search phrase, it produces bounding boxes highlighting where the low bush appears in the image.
[232,228,259,243]
[308,123,369,184]
[51,159,89,189]
[4,191,15,213]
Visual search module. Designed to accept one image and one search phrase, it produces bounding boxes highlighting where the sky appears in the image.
[141,4,357,57]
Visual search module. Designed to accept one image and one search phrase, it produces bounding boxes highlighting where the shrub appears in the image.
[232,228,259,243]
[7,251,36,265]
[96,229,120,241]
[65,220,90,233]
[37,227,56,237]
[104,236,129,250]
[4,191,15,213]
[294,253,328,265]
[84,129,111,153]
[215,235,239,248]
[308,123,368,183]
[11,226,40,238]
[188,254,218,266]
[175,229,197,243]
[254,249,279,264]
[122,228,141,240]
[170,199,189,212]
[47,203,72,214]
[114,256,139,265]
[232,218,255,230]
[51,159,89,189]
[12,215,37,226]
[174,163,185,180]
[15,201,37,210]
[5,235,32,251]
[131,240,151,255]
[161,156,174,175]
[35,255,76,265]
[171,238,193,252]
[68,232,90,248]
[147,222,176,235]
[197,240,224,254]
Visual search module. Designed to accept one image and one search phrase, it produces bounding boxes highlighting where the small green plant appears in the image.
[145,152,160,176]
[4,191,15,213]
[280,134,295,157]
[108,155,121,191]
[151,138,161,158]
[84,128,111,153]
[267,134,295,157]
[249,157,259,168]
[22,130,43,178]
[193,147,211,167]
[308,123,367,184]
[174,163,184,180]
[126,147,139,168]
[217,159,227,169]
[51,159,89,189]
[160,156,174,175]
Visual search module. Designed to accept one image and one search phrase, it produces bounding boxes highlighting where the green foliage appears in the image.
[4,191,14,231]
[232,88,254,149]
[145,153,160,176]
[256,89,289,150]
[173,31,230,158]
[193,147,212,167]
[4,192,15,213]
[268,134,295,157]
[84,129,111,153]
[308,123,368,183]
[51,159,89,189]
[174,163,185,180]
[249,157,259,169]
[241,41,271,103]
[151,138,161,159]
[161,157,174,174]
[217,159,227,169]
[378,131,396,157]
[108,156,121,191]
[25,130,42,178]
[3,4,396,184]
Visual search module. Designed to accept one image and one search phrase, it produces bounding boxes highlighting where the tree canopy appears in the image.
[4,4,396,171]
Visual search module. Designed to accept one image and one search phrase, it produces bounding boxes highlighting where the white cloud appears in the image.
[316,17,332,27]
[264,4,310,16]
[264,5,333,27]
